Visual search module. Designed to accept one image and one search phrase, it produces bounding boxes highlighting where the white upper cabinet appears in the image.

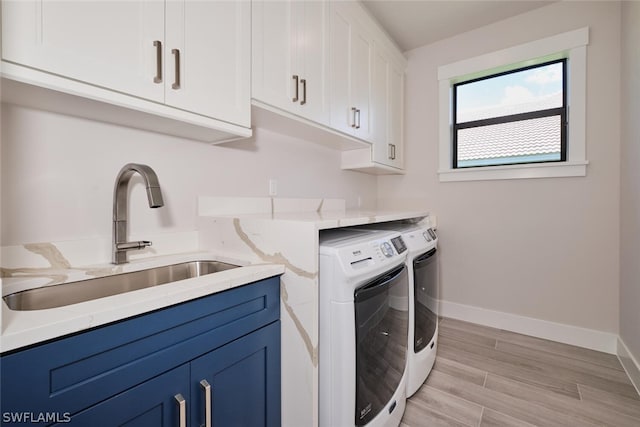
[387,62,405,169]
[1,0,251,140]
[371,43,389,150]
[370,43,404,169]
[252,0,330,124]
[334,1,407,173]
[329,3,373,141]
[165,0,250,127]
[1,0,165,102]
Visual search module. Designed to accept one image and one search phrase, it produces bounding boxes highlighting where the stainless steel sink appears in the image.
[3,260,239,311]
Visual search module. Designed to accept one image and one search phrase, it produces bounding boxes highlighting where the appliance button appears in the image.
[428,228,437,240]
[423,231,432,242]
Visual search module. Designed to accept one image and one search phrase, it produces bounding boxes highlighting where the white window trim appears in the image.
[437,27,589,182]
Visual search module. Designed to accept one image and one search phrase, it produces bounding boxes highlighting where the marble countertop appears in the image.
[1,251,284,353]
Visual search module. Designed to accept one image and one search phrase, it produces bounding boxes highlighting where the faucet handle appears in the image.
[116,241,153,251]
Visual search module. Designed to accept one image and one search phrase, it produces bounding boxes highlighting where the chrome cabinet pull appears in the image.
[300,78,307,105]
[389,144,396,160]
[351,107,357,128]
[153,40,162,83]
[172,48,181,90]
[292,75,299,102]
[174,394,186,427]
[355,108,361,129]
[200,379,212,427]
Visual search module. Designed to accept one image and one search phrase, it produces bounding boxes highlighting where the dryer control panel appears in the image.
[423,228,437,242]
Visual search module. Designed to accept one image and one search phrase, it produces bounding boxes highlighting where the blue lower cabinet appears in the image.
[191,321,281,427]
[1,277,281,426]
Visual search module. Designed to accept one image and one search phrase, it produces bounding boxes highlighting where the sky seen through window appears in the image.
[456,62,563,123]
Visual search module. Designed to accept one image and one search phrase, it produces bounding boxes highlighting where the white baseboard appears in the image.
[439,300,618,354]
[617,337,640,395]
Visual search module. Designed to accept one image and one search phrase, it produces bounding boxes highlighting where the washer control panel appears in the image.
[320,229,407,279]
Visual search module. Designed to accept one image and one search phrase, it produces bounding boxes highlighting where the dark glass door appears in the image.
[354,264,408,426]
[413,248,438,353]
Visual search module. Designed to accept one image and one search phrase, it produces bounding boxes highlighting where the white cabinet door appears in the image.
[329,3,372,141]
[371,44,389,152]
[252,0,328,124]
[165,0,250,127]
[329,4,352,135]
[386,63,404,169]
[252,0,297,114]
[1,0,164,102]
[350,25,372,141]
[298,0,330,124]
[371,44,403,169]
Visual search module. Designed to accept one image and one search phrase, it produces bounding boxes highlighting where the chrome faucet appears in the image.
[112,163,164,264]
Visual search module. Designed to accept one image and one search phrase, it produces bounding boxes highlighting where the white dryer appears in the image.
[361,220,439,397]
[319,228,409,427]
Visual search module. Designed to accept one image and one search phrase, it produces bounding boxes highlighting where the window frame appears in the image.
[437,27,589,182]
[452,58,568,169]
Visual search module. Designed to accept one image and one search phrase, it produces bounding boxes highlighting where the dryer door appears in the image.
[354,264,408,426]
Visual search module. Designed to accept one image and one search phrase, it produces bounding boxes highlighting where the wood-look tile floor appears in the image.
[402,318,640,427]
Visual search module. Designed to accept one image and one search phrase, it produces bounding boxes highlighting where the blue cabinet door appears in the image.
[54,365,189,427]
[190,321,281,427]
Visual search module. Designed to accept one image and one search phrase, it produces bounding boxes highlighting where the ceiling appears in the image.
[360,0,555,52]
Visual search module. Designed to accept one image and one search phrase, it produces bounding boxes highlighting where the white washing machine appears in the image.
[361,220,439,397]
[319,228,410,427]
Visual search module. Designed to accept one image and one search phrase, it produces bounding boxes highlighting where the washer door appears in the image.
[354,264,408,426]
[413,248,438,352]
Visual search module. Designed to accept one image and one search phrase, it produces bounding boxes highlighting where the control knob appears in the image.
[380,242,394,257]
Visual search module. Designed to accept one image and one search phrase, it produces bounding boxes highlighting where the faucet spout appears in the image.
[112,163,164,264]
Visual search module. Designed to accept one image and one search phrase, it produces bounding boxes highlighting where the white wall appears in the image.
[620,0,640,364]
[378,1,621,334]
[0,104,377,247]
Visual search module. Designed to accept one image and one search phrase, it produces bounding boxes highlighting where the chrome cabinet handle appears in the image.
[351,107,357,128]
[174,394,186,427]
[292,75,299,102]
[153,40,162,83]
[300,78,307,105]
[389,144,396,160]
[172,48,181,90]
[200,379,212,427]
[355,108,361,129]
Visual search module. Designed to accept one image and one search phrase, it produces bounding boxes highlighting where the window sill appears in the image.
[438,161,588,182]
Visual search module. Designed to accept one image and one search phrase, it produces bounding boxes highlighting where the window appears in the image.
[438,28,589,182]
[453,59,567,168]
